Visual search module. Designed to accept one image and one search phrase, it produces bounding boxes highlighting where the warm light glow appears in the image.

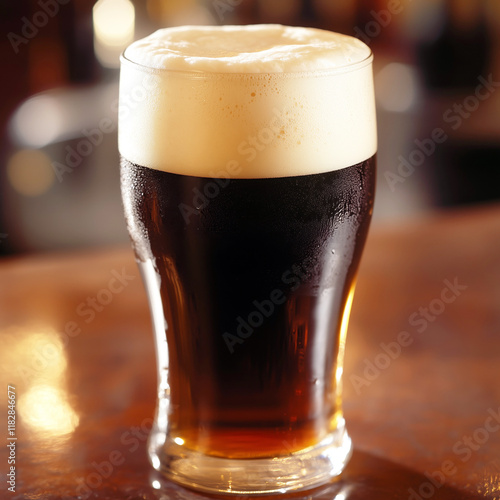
[1,324,79,438]
[335,366,343,385]
[16,329,67,381]
[93,0,135,68]
[375,63,419,113]
[339,286,355,348]
[0,325,66,386]
[93,0,134,45]
[7,149,55,197]
[336,285,356,390]
[11,94,63,148]
[19,385,79,435]
[151,455,161,469]
[173,437,185,446]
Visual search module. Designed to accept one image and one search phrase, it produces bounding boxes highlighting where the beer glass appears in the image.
[119,25,376,495]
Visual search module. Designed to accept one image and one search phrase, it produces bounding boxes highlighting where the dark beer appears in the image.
[119,23,377,493]
[121,155,375,458]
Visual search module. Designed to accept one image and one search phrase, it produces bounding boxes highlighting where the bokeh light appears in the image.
[7,149,55,197]
[19,385,79,435]
[93,0,135,68]
[1,324,79,437]
[375,62,420,113]
[11,94,64,148]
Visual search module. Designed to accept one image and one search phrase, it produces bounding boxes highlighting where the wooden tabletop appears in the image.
[1,203,499,500]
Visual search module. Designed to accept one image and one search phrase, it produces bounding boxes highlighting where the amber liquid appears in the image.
[121,156,375,459]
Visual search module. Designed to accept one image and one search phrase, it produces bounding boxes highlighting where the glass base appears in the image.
[149,426,352,495]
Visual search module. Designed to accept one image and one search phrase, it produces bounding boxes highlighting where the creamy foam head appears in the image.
[119,24,377,178]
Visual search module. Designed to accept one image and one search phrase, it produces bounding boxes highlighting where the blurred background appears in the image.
[0,0,499,256]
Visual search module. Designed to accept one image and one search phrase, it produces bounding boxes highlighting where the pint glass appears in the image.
[119,25,376,494]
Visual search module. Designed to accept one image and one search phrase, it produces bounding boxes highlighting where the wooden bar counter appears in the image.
[1,203,499,499]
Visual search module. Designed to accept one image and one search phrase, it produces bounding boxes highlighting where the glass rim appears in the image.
[119,48,374,79]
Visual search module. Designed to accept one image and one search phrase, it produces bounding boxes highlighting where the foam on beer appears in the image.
[119,25,377,178]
